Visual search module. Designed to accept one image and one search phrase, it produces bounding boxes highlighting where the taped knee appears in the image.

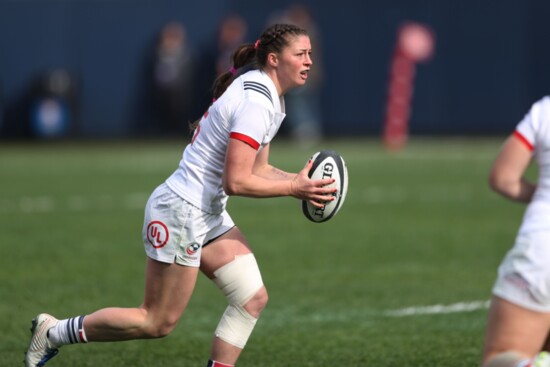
[212,253,264,348]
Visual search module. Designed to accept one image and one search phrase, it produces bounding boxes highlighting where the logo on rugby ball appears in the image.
[302,150,348,223]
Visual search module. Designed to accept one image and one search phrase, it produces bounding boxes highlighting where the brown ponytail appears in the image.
[211,44,257,100]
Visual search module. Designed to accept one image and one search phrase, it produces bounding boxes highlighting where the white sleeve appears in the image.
[515,97,550,150]
[229,99,272,150]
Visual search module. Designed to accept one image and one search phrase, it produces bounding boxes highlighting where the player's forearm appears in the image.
[223,174,293,198]
[253,164,297,181]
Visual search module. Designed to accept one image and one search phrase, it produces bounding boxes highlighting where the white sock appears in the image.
[48,316,88,346]
[516,360,531,367]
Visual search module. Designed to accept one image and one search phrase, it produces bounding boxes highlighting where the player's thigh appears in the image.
[200,226,252,279]
[482,296,550,362]
[143,257,199,322]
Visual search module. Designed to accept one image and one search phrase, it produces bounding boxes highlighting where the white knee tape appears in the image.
[215,304,257,349]
[213,253,264,306]
[213,253,264,348]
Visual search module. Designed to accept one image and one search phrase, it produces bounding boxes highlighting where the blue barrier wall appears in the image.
[1,0,550,137]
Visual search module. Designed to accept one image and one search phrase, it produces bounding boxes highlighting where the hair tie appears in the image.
[229,66,237,75]
[254,39,260,50]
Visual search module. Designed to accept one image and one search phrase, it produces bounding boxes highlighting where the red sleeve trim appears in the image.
[230,132,260,150]
[513,130,534,151]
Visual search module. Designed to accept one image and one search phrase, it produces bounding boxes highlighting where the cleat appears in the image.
[24,314,60,367]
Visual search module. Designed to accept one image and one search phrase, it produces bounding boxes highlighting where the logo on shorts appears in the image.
[147,221,169,249]
[504,272,529,291]
[186,243,201,255]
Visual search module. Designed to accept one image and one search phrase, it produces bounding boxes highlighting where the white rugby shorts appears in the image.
[492,230,550,312]
[142,183,235,267]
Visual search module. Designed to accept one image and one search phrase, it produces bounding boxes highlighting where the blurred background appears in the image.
[1,0,550,141]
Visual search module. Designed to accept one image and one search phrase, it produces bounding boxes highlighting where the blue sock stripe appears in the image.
[66,318,75,344]
[71,317,78,344]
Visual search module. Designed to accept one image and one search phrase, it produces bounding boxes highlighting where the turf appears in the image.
[0,137,529,366]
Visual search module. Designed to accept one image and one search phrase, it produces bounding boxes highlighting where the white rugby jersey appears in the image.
[514,96,550,233]
[165,69,286,214]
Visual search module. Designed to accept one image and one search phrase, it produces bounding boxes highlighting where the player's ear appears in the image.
[267,53,278,67]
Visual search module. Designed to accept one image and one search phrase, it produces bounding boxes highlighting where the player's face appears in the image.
[277,35,312,93]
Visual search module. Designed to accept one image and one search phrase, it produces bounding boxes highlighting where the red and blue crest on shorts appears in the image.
[186,243,200,255]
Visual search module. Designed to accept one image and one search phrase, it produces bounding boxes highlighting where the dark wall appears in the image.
[1,0,550,137]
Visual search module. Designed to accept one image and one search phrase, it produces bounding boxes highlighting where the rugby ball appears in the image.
[302,150,348,223]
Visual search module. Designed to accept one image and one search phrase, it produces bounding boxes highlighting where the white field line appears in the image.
[248,300,491,329]
[383,300,490,317]
[0,193,149,214]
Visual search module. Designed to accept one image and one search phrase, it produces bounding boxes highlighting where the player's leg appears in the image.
[82,257,199,340]
[25,258,198,366]
[25,183,199,366]
[58,181,201,341]
[200,226,268,366]
[481,296,550,367]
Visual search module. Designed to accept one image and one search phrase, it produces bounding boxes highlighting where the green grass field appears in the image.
[0,137,530,366]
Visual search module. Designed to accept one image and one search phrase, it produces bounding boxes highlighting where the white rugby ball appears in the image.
[302,150,348,223]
